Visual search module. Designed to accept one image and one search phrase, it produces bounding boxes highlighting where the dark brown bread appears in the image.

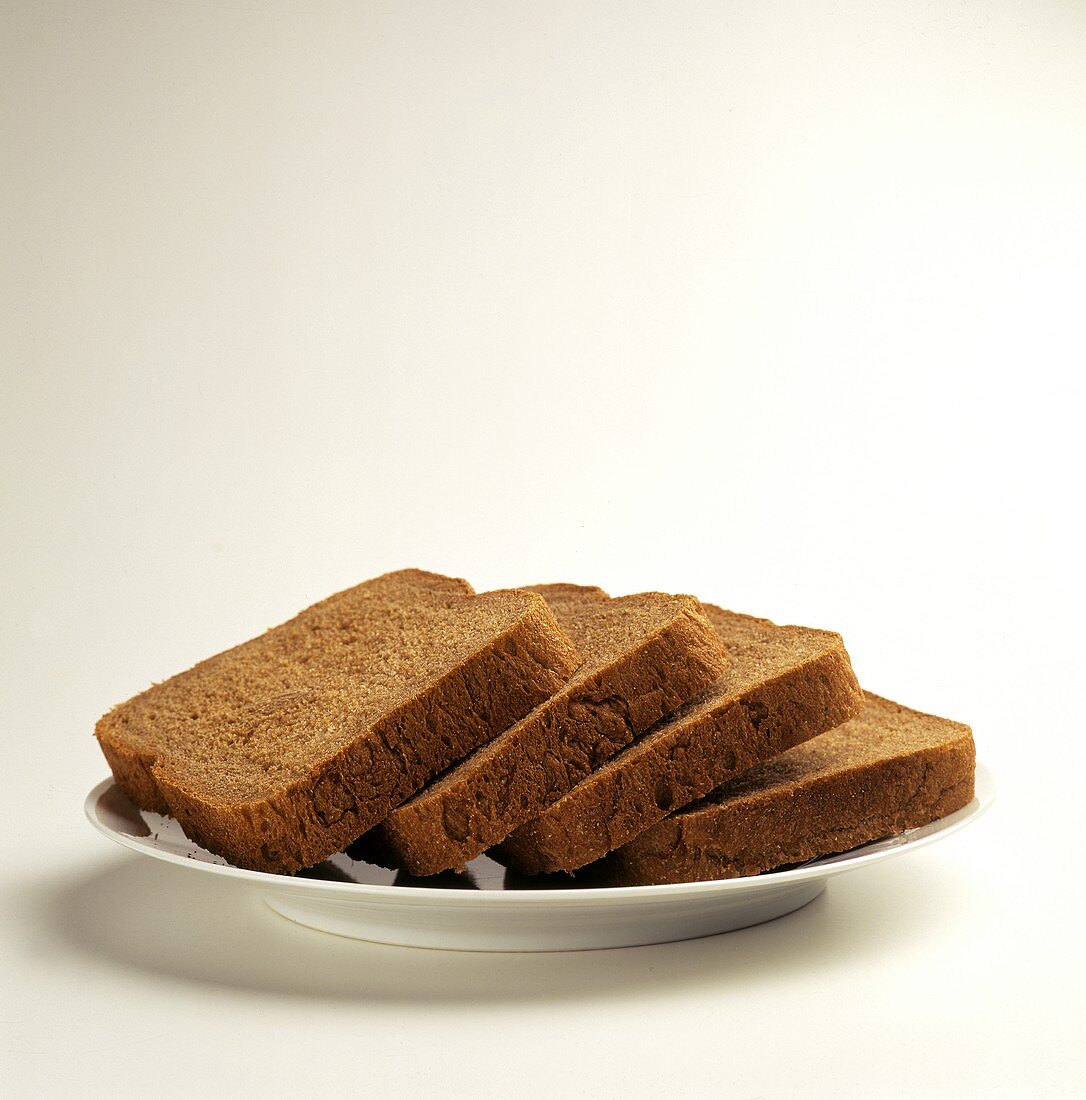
[95,569,580,873]
[599,691,976,886]
[494,604,864,873]
[351,584,730,875]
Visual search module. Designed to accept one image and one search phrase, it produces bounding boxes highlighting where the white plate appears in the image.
[85,765,993,952]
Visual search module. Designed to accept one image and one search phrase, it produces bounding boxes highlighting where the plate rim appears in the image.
[85,761,994,905]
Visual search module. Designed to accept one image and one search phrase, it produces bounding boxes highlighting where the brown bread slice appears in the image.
[351,584,729,875]
[494,605,864,873]
[95,569,580,874]
[598,691,976,886]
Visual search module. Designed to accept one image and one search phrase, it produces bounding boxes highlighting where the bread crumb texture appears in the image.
[352,584,729,875]
[95,569,580,873]
[495,604,865,873]
[599,691,975,885]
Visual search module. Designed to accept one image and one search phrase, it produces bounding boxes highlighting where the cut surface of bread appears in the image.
[350,584,729,875]
[494,605,863,873]
[598,691,975,886]
[95,569,580,873]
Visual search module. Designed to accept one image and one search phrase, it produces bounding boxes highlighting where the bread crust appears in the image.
[352,586,730,875]
[495,605,864,873]
[95,570,580,873]
[599,692,976,885]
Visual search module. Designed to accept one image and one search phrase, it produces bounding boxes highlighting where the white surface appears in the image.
[86,771,993,950]
[1,0,1083,1096]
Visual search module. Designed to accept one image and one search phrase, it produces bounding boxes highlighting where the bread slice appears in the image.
[598,691,976,886]
[493,605,864,873]
[350,584,730,875]
[95,569,580,874]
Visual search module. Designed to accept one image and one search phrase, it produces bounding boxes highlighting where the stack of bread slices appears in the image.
[95,569,976,884]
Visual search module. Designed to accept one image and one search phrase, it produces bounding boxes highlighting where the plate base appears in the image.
[262,878,827,951]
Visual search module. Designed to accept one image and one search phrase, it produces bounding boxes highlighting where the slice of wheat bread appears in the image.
[350,584,730,875]
[493,605,864,873]
[598,691,976,886]
[95,569,580,873]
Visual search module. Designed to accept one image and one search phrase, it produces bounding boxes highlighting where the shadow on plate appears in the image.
[23,851,984,1006]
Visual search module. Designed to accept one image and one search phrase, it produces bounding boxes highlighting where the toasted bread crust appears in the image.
[95,570,580,873]
[353,586,729,875]
[495,606,864,873]
[599,692,975,885]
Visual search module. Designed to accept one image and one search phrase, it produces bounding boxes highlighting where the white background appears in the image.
[3,1,1084,1096]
